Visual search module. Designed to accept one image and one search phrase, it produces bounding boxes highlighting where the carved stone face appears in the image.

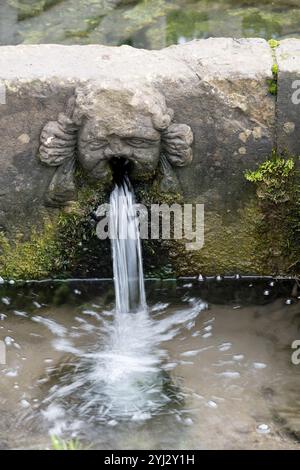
[77,117,161,180]
[38,80,194,207]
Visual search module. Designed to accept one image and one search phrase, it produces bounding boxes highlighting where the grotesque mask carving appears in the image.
[38,80,193,207]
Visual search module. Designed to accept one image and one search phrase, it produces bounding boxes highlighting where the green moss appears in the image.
[51,435,84,451]
[245,154,294,203]
[244,152,300,275]
[268,38,280,49]
[267,62,278,95]
[8,0,64,21]
[137,171,267,277]
[65,14,105,39]
[267,38,279,95]
[0,169,111,280]
[0,222,61,280]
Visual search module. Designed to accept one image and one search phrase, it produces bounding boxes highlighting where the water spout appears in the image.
[109,177,146,314]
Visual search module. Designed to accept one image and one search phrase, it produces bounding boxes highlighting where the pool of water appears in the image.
[0,278,300,449]
[1,0,300,48]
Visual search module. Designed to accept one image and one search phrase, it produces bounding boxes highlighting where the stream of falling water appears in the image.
[110,177,146,314]
[39,176,206,434]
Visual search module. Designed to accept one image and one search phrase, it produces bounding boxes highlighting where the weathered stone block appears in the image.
[0,39,276,276]
[276,39,300,156]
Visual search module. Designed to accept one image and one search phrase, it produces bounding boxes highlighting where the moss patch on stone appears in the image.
[244,152,300,275]
[267,62,278,96]
[0,168,112,280]
[9,0,65,21]
[136,171,267,277]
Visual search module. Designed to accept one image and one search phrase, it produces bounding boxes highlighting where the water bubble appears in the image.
[14,310,28,318]
[235,274,241,280]
[5,336,14,346]
[184,418,193,426]
[204,325,212,332]
[202,333,212,339]
[285,299,292,305]
[6,369,18,377]
[20,399,30,409]
[233,355,244,361]
[198,275,205,282]
[218,371,240,379]
[108,420,118,426]
[256,423,270,434]
[216,275,222,282]
[207,400,218,409]
[218,342,232,352]
[264,290,270,296]
[74,289,82,295]
[253,362,267,370]
[269,281,275,287]
[181,349,202,357]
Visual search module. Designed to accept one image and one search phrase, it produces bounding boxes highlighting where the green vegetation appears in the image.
[0,168,111,280]
[8,0,65,21]
[268,38,280,49]
[51,435,84,450]
[267,62,278,96]
[244,152,300,274]
[245,154,294,203]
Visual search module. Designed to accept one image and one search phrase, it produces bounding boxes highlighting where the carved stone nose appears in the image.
[104,142,131,159]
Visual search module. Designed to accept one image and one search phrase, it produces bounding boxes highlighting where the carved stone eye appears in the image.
[127,138,156,148]
[89,139,109,150]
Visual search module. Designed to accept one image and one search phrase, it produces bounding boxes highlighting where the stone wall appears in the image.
[0,38,300,278]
